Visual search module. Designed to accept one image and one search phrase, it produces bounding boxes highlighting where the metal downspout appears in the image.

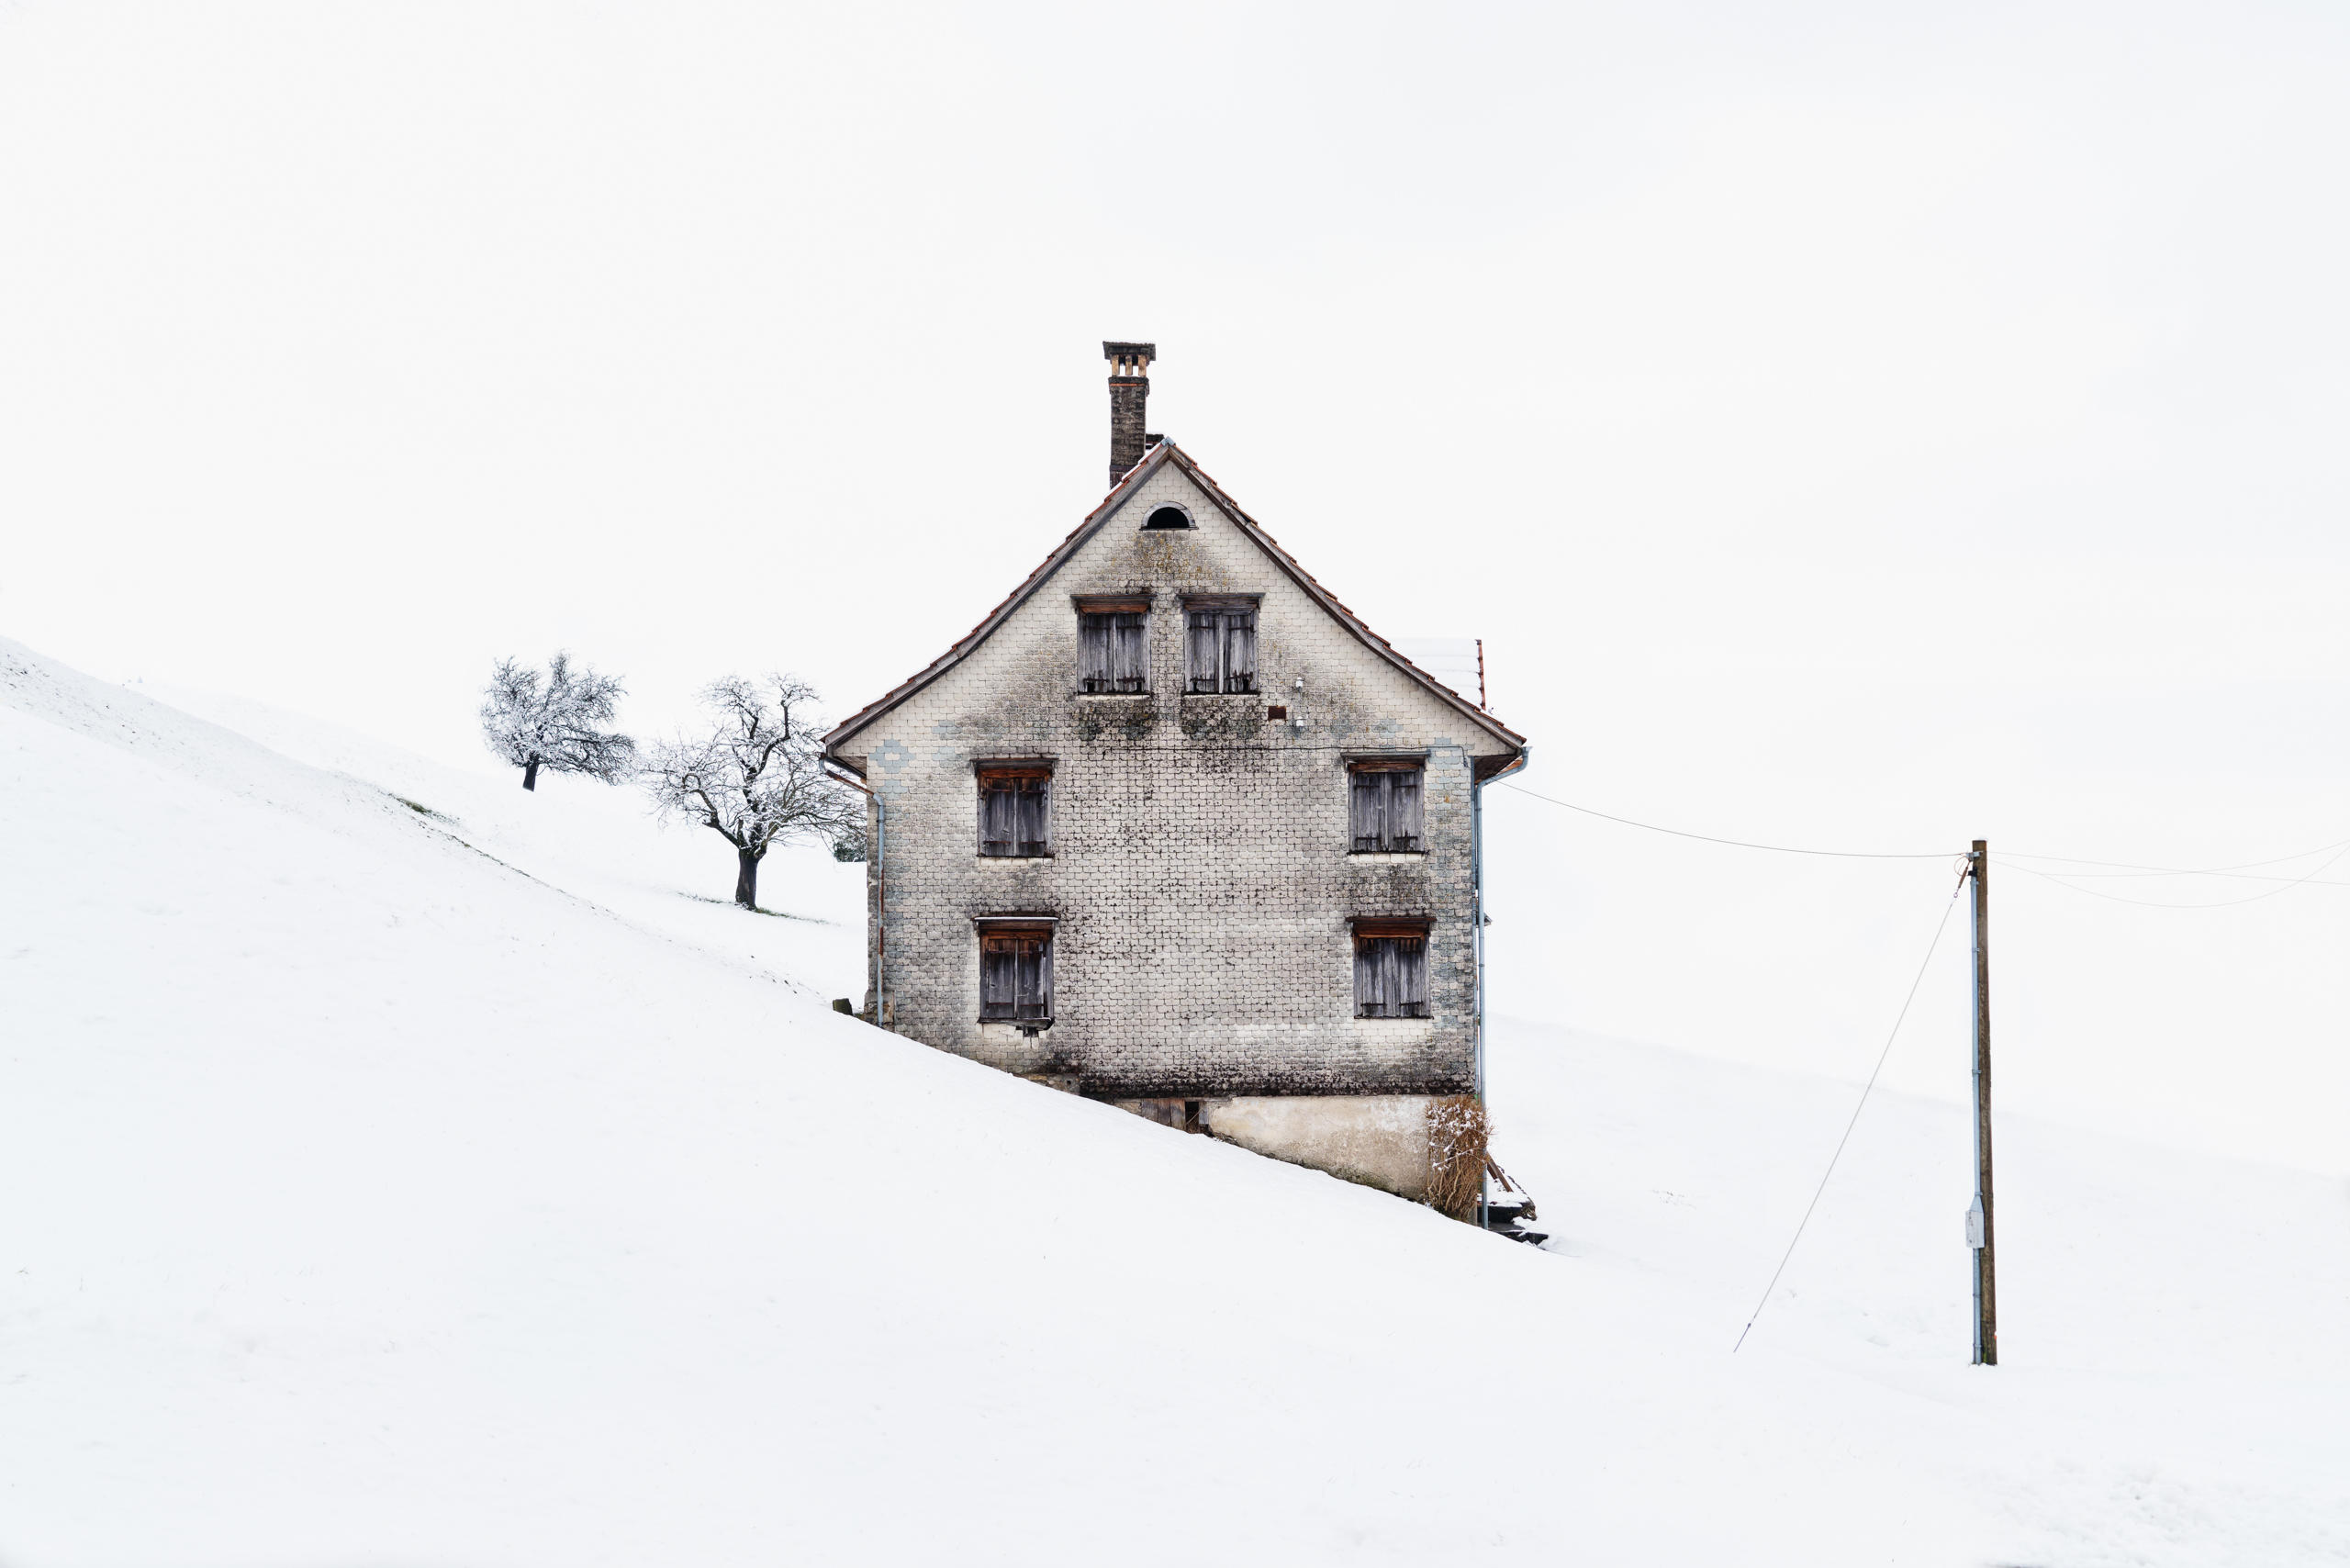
[1472,745,1529,1231]
[824,763,885,1028]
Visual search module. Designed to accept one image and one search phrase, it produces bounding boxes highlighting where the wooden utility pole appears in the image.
[1968,840,1998,1366]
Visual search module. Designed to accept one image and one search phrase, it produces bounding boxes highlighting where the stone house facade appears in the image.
[821,345,1527,1202]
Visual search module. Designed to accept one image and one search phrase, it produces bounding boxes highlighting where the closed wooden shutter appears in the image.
[1079,614,1112,691]
[1224,611,1256,693]
[979,924,1055,1021]
[1350,769,1385,852]
[979,782,1018,856]
[1112,612,1148,691]
[979,767,1050,857]
[1187,611,1220,692]
[980,941,1015,1017]
[1354,938,1381,1016]
[1019,935,1051,1020]
[1348,760,1426,851]
[1390,768,1423,851]
[1353,921,1431,1019]
[1394,936,1427,1016]
[1015,778,1049,856]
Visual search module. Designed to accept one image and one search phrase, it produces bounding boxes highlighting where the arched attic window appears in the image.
[1142,505,1193,531]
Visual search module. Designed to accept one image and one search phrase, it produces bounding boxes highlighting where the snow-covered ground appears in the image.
[4,636,2344,1565]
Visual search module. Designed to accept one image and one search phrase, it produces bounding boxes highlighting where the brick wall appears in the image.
[838,464,1516,1101]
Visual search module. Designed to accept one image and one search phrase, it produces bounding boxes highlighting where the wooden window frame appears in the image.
[1182,595,1259,696]
[977,919,1056,1025]
[975,763,1053,858]
[1347,757,1427,854]
[1074,595,1151,694]
[1351,918,1431,1020]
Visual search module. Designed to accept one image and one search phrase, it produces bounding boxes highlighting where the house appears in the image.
[821,343,1528,1209]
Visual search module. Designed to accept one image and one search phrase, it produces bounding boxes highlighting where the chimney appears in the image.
[1103,341,1155,487]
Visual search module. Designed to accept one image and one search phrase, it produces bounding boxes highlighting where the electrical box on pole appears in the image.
[1969,840,1998,1366]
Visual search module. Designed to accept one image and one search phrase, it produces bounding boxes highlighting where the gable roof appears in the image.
[822,441,1527,760]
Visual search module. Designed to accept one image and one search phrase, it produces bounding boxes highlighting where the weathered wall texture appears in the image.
[1202,1094,1437,1201]
[832,462,1517,1106]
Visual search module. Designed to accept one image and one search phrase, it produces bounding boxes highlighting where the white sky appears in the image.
[6,2,2344,1170]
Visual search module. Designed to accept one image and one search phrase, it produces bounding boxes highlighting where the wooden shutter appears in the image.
[1390,767,1423,851]
[1349,770,1384,852]
[1113,612,1147,691]
[1015,778,1049,856]
[1224,610,1256,693]
[1187,611,1220,692]
[1010,934,1050,1020]
[1079,614,1112,692]
[979,781,1017,856]
[980,941,1014,1018]
[1352,920,1431,1019]
[1395,936,1428,1016]
[980,924,1055,1021]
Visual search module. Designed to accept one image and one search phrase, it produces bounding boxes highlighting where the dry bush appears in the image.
[1424,1094,1490,1218]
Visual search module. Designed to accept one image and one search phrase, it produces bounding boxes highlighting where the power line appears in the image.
[2001,843,2350,909]
[2001,838,2350,878]
[1733,873,1968,1354]
[1495,781,2350,898]
[1496,782,1954,860]
[2004,866,2350,888]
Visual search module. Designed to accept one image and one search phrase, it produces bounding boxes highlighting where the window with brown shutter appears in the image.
[979,924,1054,1023]
[1352,919,1430,1018]
[977,766,1051,857]
[1347,759,1425,852]
[1182,598,1258,694]
[1076,598,1149,693]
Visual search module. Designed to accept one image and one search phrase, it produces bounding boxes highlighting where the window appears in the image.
[1078,599,1149,692]
[1353,922,1429,1018]
[1184,599,1258,694]
[1348,760,1425,852]
[979,924,1054,1023]
[1143,506,1192,530]
[977,766,1050,857]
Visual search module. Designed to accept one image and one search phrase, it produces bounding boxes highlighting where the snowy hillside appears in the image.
[3,637,2345,1566]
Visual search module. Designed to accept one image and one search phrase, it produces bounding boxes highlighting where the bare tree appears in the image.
[479,653,635,791]
[640,675,863,909]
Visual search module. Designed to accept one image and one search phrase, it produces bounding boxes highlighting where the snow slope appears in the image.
[3,638,2344,1566]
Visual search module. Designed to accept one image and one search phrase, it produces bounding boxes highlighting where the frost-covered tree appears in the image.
[640,675,863,909]
[478,653,635,790]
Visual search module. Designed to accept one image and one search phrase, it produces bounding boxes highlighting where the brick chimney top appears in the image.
[1103,342,1155,487]
[1104,342,1155,376]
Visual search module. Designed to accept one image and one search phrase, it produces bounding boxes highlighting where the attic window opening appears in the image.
[1143,506,1192,531]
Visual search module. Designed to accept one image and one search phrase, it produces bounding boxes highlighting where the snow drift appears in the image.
[2,637,2344,1565]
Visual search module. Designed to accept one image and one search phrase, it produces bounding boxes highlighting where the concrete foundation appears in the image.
[1197,1093,1435,1202]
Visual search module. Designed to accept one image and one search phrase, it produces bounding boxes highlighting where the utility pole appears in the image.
[1967,840,1998,1366]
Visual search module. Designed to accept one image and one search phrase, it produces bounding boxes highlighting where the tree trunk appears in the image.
[522,754,541,791]
[734,846,760,909]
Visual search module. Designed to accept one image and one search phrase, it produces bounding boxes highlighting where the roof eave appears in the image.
[820,439,1526,756]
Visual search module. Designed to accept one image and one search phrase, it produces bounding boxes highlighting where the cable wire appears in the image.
[2000,837,2350,878]
[2001,842,2350,909]
[1732,871,1968,1353]
[1496,782,1953,860]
